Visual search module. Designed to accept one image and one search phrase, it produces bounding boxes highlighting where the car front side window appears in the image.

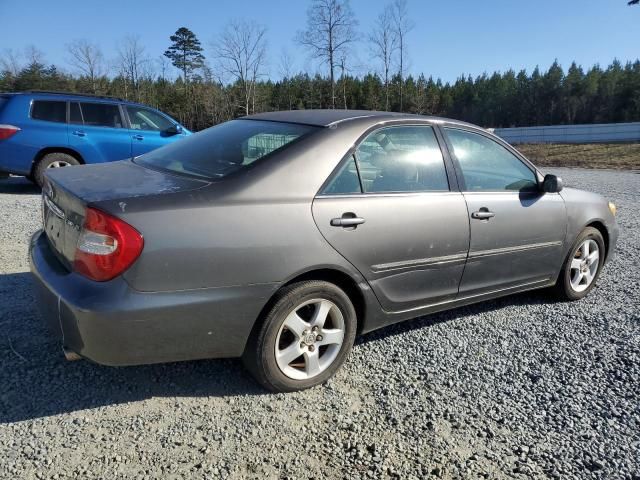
[444,128,538,192]
[126,106,174,132]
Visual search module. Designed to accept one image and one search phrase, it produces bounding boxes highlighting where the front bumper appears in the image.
[29,231,278,366]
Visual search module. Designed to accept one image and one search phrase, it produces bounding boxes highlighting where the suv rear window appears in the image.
[31,101,66,123]
[135,119,318,179]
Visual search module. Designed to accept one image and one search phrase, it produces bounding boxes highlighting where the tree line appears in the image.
[1,0,639,131]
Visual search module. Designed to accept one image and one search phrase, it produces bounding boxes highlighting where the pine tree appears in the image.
[163,27,205,83]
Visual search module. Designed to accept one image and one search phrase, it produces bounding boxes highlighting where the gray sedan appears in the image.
[30,110,619,392]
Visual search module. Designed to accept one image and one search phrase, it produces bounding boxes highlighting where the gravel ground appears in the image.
[0,168,638,480]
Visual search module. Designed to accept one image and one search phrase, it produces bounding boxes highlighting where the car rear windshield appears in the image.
[135,119,318,180]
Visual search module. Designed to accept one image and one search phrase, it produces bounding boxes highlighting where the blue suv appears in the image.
[0,91,190,186]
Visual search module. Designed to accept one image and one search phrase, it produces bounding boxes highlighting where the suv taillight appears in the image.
[74,208,144,281]
[0,124,20,140]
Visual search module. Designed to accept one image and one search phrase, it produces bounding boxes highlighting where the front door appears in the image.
[125,105,185,157]
[442,127,567,296]
[312,124,470,312]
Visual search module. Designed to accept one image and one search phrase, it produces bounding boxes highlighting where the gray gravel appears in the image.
[0,168,638,480]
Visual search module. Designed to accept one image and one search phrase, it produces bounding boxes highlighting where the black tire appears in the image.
[34,152,80,187]
[553,227,605,301]
[243,280,357,392]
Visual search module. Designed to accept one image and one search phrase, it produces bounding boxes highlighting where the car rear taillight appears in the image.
[0,124,20,140]
[73,207,144,282]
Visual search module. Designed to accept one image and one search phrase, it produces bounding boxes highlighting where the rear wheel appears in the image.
[554,227,605,300]
[243,280,357,392]
[34,152,80,187]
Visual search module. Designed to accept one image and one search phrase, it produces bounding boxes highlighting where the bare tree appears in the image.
[24,45,45,66]
[279,49,296,110]
[212,19,268,115]
[369,5,397,110]
[66,39,104,93]
[117,35,148,101]
[392,0,414,111]
[0,48,23,76]
[296,0,358,109]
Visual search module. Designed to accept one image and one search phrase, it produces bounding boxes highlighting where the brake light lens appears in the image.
[74,208,144,281]
[0,124,20,140]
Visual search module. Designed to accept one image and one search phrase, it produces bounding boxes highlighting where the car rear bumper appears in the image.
[29,230,278,366]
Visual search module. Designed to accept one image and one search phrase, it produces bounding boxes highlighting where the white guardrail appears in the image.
[491,122,640,144]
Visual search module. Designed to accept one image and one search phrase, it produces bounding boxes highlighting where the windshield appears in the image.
[135,119,319,179]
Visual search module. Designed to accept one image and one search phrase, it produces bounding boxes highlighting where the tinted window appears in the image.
[444,128,537,192]
[31,101,66,123]
[323,156,361,194]
[79,102,123,128]
[69,102,82,124]
[355,126,449,193]
[0,96,9,112]
[126,106,174,132]
[136,119,318,180]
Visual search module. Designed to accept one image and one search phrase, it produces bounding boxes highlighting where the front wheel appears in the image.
[243,280,357,392]
[554,227,605,300]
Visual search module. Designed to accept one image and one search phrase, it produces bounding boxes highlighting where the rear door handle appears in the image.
[72,130,85,137]
[132,134,144,141]
[330,215,365,228]
[471,208,495,220]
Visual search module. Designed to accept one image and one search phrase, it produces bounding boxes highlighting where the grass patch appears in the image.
[514,143,640,170]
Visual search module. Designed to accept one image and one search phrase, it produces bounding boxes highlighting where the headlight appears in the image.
[608,202,617,217]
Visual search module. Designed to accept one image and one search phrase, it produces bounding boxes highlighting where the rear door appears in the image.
[442,127,567,295]
[312,124,470,312]
[125,105,185,157]
[68,101,131,162]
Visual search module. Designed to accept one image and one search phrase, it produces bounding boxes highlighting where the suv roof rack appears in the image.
[21,90,129,102]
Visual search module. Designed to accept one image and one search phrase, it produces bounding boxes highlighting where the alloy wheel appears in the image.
[47,160,72,169]
[275,298,345,380]
[569,238,599,293]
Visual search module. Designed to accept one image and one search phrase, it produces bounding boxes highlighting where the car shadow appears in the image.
[0,270,557,423]
[0,176,40,195]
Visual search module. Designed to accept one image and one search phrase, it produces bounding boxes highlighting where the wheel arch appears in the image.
[585,220,609,258]
[31,147,85,175]
[250,267,369,350]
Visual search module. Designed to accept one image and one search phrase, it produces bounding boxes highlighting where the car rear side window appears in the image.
[0,96,9,112]
[356,125,449,193]
[31,101,66,123]
[69,102,83,124]
[79,102,124,128]
[135,119,318,180]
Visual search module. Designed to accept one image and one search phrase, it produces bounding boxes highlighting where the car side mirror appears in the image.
[542,174,563,193]
[165,124,182,136]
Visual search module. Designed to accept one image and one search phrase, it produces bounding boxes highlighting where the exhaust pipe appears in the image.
[63,347,82,361]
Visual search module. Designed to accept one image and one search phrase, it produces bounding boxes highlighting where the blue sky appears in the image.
[1,0,638,82]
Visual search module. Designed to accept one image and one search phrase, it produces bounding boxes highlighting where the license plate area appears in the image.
[43,194,66,256]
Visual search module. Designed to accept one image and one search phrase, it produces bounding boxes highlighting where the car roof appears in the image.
[243,109,476,128]
[3,91,145,107]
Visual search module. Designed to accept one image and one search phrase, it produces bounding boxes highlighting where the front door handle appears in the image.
[471,208,495,220]
[132,134,144,141]
[330,214,365,228]
[72,130,85,137]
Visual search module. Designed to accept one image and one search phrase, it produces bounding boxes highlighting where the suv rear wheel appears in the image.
[34,152,80,187]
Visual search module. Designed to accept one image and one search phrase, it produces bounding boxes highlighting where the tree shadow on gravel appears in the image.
[0,270,561,423]
[0,176,40,195]
[0,272,265,424]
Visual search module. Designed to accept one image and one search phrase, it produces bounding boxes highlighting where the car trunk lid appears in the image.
[42,160,208,270]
